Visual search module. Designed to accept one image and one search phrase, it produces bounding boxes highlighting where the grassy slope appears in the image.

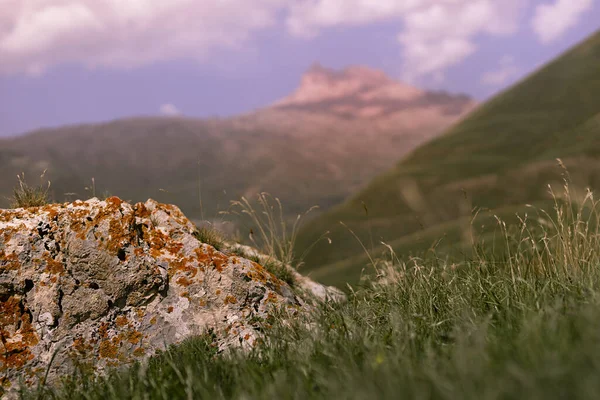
[296,30,600,287]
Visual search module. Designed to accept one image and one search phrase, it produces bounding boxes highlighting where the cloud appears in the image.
[286,0,525,82]
[0,0,286,75]
[159,103,182,116]
[481,55,519,86]
[531,0,594,44]
[1,0,527,81]
[286,1,415,38]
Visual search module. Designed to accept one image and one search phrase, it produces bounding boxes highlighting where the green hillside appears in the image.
[296,30,600,287]
[0,113,432,230]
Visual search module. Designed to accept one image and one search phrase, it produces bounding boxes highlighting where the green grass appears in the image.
[227,193,318,268]
[193,225,226,251]
[260,258,296,287]
[296,29,600,286]
[9,171,51,208]
[20,183,600,399]
[193,193,305,287]
[227,247,297,287]
[223,192,326,286]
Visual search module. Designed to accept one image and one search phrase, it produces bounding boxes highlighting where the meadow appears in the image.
[19,181,600,400]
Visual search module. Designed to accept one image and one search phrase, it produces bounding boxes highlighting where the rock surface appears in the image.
[0,197,343,397]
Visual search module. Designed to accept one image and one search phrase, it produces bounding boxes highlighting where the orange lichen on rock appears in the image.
[126,330,143,345]
[0,251,21,271]
[165,240,183,255]
[98,322,110,339]
[246,262,274,284]
[265,292,279,304]
[193,245,231,273]
[0,209,16,223]
[107,217,133,255]
[71,337,93,356]
[176,276,194,287]
[170,256,198,279]
[1,228,16,246]
[105,197,123,208]
[43,254,64,275]
[209,248,230,272]
[133,347,145,357]
[65,207,91,240]
[150,248,162,258]
[42,205,60,221]
[115,316,129,328]
[134,202,151,219]
[0,296,39,373]
[146,227,167,249]
[98,340,119,359]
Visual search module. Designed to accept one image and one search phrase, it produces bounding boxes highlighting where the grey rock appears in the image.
[0,197,343,398]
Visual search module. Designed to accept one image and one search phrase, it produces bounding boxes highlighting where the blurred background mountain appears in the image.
[0,64,475,234]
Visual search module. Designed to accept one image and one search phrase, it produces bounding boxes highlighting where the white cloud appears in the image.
[286,1,416,38]
[0,0,528,82]
[159,103,182,116]
[0,0,286,75]
[531,0,594,44]
[286,0,526,82]
[481,55,519,86]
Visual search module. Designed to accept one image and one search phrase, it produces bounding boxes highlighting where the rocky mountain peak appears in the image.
[270,63,474,120]
[274,63,423,108]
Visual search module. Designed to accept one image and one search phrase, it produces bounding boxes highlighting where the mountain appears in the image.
[295,30,600,287]
[0,64,475,231]
[272,63,469,120]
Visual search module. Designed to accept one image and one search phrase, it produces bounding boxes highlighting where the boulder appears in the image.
[0,197,343,397]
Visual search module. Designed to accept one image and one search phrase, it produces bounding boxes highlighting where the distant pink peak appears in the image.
[273,63,423,107]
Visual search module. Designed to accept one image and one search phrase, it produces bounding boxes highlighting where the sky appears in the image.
[0,0,598,137]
